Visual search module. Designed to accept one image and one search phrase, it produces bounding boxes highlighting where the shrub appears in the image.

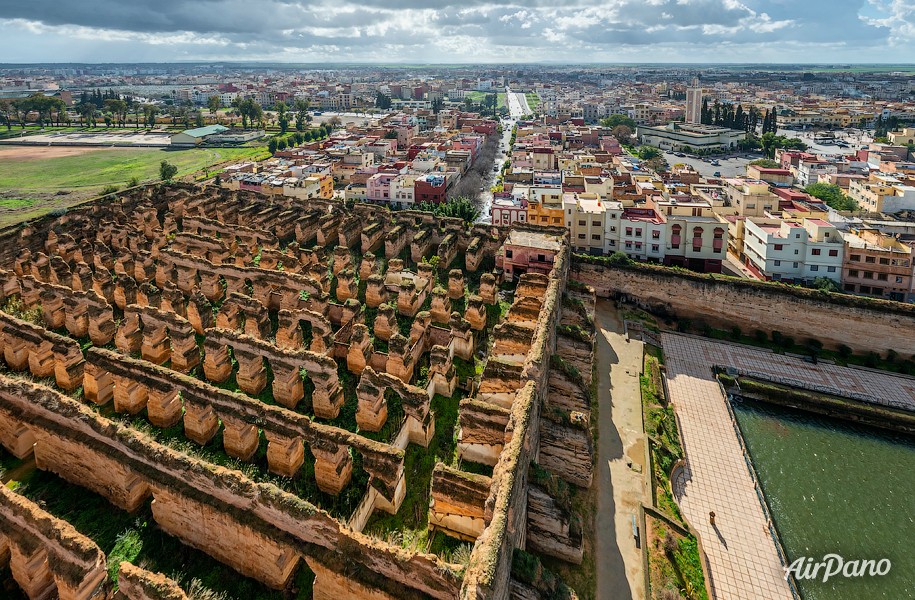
[805,338,823,353]
[676,318,691,333]
[837,344,852,358]
[607,251,632,267]
[730,325,742,340]
[753,329,768,343]
[886,349,898,363]
[771,330,784,345]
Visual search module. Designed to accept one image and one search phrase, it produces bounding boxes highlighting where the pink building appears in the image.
[367,172,397,202]
[496,229,565,279]
[491,193,528,226]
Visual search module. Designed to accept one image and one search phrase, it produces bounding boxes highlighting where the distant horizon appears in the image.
[2,61,915,68]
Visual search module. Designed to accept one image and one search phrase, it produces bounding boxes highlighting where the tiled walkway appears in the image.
[662,333,794,600]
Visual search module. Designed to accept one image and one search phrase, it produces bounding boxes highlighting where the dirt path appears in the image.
[0,146,105,161]
[594,299,648,600]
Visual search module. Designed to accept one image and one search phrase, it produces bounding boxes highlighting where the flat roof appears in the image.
[505,229,564,252]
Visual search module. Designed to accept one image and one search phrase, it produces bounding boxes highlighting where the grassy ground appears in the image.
[641,347,708,599]
[524,93,541,111]
[0,145,268,227]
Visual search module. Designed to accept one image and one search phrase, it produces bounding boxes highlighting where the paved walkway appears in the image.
[594,300,648,599]
[662,332,794,600]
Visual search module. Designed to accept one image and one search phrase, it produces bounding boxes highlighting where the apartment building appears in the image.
[849,178,915,214]
[491,194,529,227]
[619,205,666,264]
[744,218,843,282]
[796,158,838,188]
[724,178,778,217]
[563,194,622,255]
[842,228,913,301]
[656,198,726,273]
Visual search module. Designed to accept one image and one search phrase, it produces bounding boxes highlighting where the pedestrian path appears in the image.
[662,332,794,600]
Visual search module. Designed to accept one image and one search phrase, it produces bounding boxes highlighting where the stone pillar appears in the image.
[147,388,182,428]
[87,304,116,346]
[275,311,303,350]
[479,273,497,305]
[447,269,466,300]
[2,336,31,372]
[202,340,233,383]
[8,546,54,600]
[114,312,143,356]
[385,334,414,383]
[363,274,387,308]
[222,415,260,461]
[27,341,56,380]
[140,324,170,365]
[430,287,451,324]
[169,331,200,374]
[373,305,397,342]
[215,304,241,331]
[234,350,267,397]
[82,363,114,405]
[346,324,372,376]
[63,300,89,339]
[312,377,344,420]
[54,349,85,392]
[39,291,66,330]
[465,295,487,331]
[331,246,351,276]
[312,441,352,495]
[271,362,304,409]
[266,432,305,478]
[359,253,377,279]
[199,271,223,302]
[450,314,475,361]
[183,401,219,445]
[112,375,149,415]
[356,377,387,432]
[186,291,213,334]
[335,269,357,302]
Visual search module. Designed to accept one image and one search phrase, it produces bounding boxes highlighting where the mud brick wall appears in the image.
[571,258,915,355]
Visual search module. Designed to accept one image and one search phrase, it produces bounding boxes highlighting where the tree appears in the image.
[328,116,342,129]
[749,158,780,168]
[159,160,178,182]
[600,114,637,129]
[644,156,668,173]
[416,196,481,225]
[294,98,309,131]
[805,183,858,211]
[375,92,392,110]
[700,98,710,125]
[611,124,633,145]
[276,101,289,134]
[277,138,287,151]
[207,95,221,115]
[431,97,444,115]
[268,138,278,154]
[0,99,12,130]
[813,277,840,293]
[638,145,662,160]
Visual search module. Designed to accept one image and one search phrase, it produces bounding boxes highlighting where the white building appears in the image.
[563,194,622,255]
[743,217,844,282]
[637,122,744,151]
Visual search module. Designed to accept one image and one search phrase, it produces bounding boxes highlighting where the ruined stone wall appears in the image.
[572,258,915,355]
[0,375,462,599]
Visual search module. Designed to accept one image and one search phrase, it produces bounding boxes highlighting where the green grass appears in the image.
[362,392,463,558]
[524,93,541,111]
[0,145,269,227]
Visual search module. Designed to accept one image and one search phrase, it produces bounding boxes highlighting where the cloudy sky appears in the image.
[0,0,912,64]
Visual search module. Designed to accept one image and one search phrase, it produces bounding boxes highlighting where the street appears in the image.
[662,151,754,178]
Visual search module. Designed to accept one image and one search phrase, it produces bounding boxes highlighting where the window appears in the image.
[850,254,861,262]
[859,285,871,294]
[625,227,633,236]
[578,234,586,239]
[849,269,859,277]
[636,229,642,236]
[625,242,632,249]
[714,228,724,240]
[579,220,586,227]
[810,265,819,271]
[844,284,856,292]
[879,258,889,265]
[877,273,888,281]
[793,262,799,268]
[652,230,661,239]
[812,248,821,256]
[865,256,875,264]
[593,221,601,227]
[896,276,903,283]
[592,234,600,240]
[827,266,836,273]
[828,249,838,257]
[795,233,801,239]
[505,250,513,258]
[774,244,784,251]
[610,226,616,232]
[652,244,659,252]
[774,260,781,266]
[863,271,873,279]
[794,249,799,255]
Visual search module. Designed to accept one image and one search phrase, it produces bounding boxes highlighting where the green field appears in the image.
[525,93,541,111]
[0,145,268,227]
